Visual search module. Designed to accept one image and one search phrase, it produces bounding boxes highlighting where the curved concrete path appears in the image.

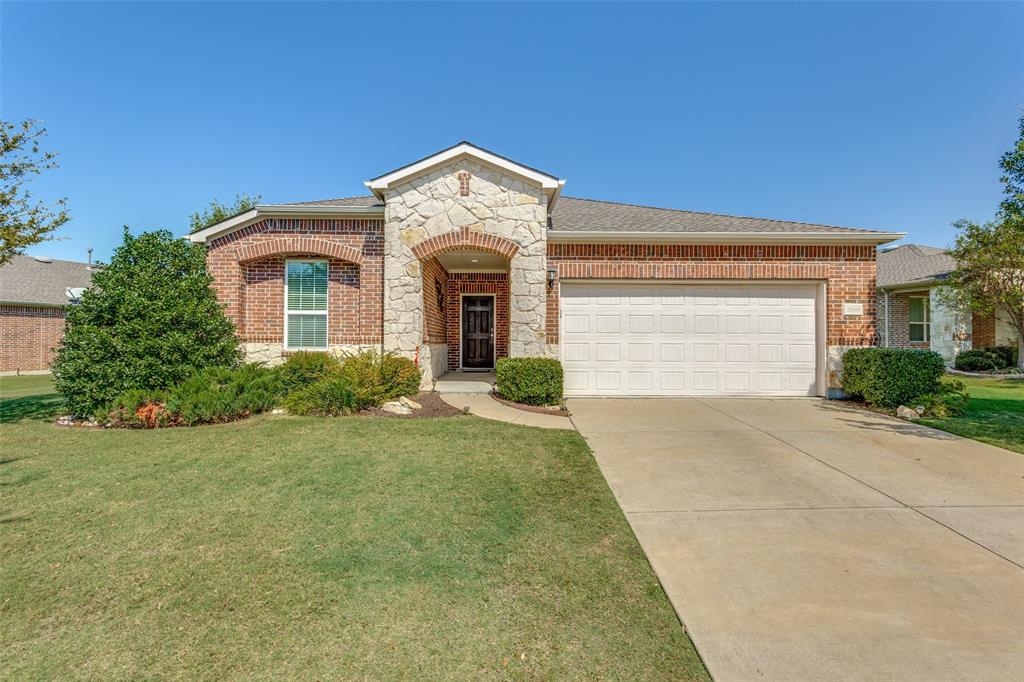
[438,393,575,430]
[569,397,1024,682]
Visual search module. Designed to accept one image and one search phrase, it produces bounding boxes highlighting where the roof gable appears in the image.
[364,141,564,198]
[876,244,955,288]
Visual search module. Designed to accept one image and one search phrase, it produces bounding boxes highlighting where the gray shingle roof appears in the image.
[274,195,891,235]
[0,255,96,306]
[876,244,955,288]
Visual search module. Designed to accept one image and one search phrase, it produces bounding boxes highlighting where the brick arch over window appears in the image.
[235,237,363,265]
[410,227,520,261]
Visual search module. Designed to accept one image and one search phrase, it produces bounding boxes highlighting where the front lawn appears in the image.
[0,384,707,679]
[920,375,1024,454]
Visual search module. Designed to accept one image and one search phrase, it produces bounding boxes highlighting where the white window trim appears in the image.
[908,295,930,343]
[284,258,329,351]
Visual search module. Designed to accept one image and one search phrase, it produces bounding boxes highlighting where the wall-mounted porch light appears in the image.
[546,264,557,289]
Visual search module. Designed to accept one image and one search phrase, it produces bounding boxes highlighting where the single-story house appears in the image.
[0,255,95,373]
[189,142,904,397]
[876,243,1019,365]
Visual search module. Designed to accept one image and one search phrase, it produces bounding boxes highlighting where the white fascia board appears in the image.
[547,230,906,245]
[187,205,384,244]
[365,143,563,197]
[877,280,941,292]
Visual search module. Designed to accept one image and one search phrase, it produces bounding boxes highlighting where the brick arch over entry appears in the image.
[235,237,363,265]
[410,226,520,261]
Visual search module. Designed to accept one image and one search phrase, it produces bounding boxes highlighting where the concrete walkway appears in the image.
[438,392,575,430]
[568,397,1024,682]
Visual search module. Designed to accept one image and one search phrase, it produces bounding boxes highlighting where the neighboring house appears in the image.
[0,255,95,373]
[877,243,1019,365]
[190,142,903,397]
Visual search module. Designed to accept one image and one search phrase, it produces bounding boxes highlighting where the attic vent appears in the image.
[33,256,53,263]
[457,171,470,196]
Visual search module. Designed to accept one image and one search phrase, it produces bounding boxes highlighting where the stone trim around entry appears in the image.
[410,226,520,261]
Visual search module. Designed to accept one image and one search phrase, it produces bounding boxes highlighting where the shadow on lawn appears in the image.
[0,392,63,424]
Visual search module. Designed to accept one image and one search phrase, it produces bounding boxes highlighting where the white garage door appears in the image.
[560,283,819,396]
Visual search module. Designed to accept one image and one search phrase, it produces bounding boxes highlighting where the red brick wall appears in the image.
[545,243,878,346]
[206,218,384,345]
[422,257,449,344]
[1,305,66,372]
[446,273,509,369]
[879,290,930,349]
[972,312,996,348]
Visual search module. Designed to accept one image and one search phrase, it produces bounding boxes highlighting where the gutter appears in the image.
[0,300,68,308]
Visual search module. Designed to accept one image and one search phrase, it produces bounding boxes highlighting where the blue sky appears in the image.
[3,1,1022,263]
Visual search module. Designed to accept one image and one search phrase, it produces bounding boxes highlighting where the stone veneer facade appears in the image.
[382,159,549,379]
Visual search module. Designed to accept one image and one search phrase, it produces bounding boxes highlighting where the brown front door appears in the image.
[462,296,494,369]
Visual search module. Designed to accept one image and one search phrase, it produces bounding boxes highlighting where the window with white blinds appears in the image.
[285,260,328,349]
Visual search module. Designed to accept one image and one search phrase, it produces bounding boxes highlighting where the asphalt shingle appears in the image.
[0,255,96,306]
[876,244,955,288]
[273,195,891,236]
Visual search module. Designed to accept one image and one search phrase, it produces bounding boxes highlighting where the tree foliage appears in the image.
[0,118,70,265]
[53,229,241,416]
[189,193,260,233]
[944,112,1024,369]
[999,112,1024,218]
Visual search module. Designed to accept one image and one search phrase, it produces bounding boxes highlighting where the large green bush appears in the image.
[53,229,241,416]
[278,351,342,393]
[495,357,563,406]
[339,350,421,403]
[841,347,946,408]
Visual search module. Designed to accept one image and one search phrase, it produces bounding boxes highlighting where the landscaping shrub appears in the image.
[283,375,366,416]
[53,229,241,417]
[339,350,421,403]
[495,357,563,406]
[914,379,971,419]
[954,346,1019,372]
[278,351,342,392]
[841,347,945,408]
[165,364,281,426]
[102,389,173,428]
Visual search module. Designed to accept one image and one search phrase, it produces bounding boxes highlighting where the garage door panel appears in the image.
[561,283,818,397]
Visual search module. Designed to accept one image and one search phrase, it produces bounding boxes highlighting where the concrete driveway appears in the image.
[567,398,1024,682]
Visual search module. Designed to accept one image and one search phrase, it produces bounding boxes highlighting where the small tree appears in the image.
[945,216,1024,369]
[999,113,1024,218]
[0,118,70,264]
[53,228,241,416]
[189,193,260,233]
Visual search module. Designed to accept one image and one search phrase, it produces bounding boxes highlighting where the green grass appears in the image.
[920,375,1024,454]
[0,374,62,424]
[0,379,707,680]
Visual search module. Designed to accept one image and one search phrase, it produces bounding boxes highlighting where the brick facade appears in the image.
[446,272,510,370]
[205,218,384,348]
[1,305,66,372]
[546,243,878,347]
[972,312,996,348]
[878,290,931,349]
[422,257,448,344]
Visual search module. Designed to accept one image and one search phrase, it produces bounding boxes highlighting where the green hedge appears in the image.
[841,347,945,408]
[954,346,1019,372]
[495,357,563,406]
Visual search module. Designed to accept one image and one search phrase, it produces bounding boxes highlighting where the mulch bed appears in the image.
[492,392,570,417]
[360,392,465,419]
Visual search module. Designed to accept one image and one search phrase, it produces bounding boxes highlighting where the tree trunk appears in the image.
[1018,333,1024,371]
